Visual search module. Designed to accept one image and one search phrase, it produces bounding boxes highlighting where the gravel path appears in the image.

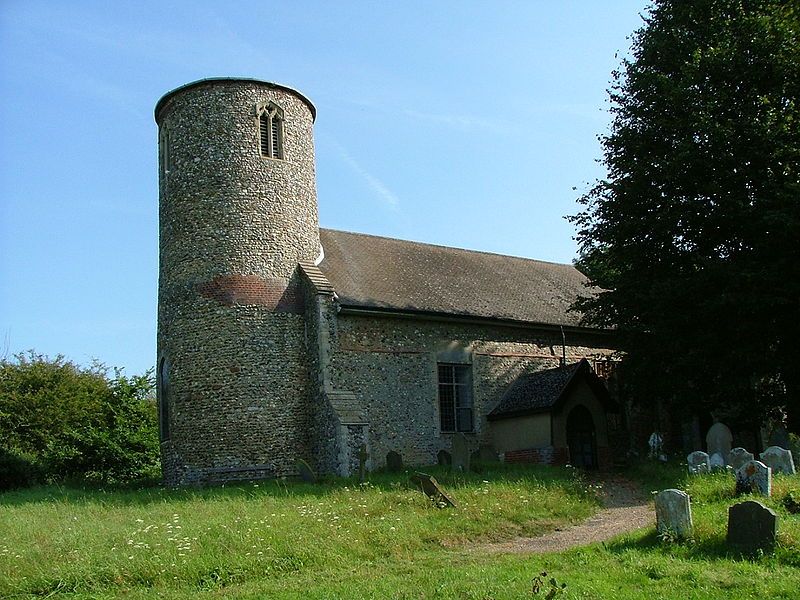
[477,475,653,554]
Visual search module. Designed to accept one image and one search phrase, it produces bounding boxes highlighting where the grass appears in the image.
[0,462,798,599]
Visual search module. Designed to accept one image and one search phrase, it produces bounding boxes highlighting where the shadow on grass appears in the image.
[603,527,798,564]
[0,463,583,508]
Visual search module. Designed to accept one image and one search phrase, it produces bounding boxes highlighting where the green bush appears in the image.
[0,447,40,490]
[0,352,160,486]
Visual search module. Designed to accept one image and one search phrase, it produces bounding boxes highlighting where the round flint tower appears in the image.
[156,78,320,485]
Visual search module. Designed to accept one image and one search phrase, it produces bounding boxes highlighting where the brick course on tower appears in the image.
[155,78,626,485]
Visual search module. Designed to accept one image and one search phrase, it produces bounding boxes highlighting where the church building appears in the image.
[155,78,621,486]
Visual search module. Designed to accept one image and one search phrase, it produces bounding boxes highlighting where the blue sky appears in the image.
[0,1,649,375]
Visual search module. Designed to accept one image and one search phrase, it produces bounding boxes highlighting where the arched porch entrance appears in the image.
[567,405,597,469]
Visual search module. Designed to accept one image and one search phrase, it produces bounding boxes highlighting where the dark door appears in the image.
[566,405,597,469]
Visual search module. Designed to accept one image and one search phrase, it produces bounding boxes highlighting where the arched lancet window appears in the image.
[159,127,171,175]
[158,357,170,442]
[257,102,284,159]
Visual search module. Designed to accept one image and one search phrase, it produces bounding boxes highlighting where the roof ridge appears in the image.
[319,227,580,270]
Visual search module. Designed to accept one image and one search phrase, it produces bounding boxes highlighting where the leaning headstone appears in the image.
[735,460,772,497]
[727,500,777,554]
[655,489,693,540]
[437,449,452,467]
[410,472,457,508]
[357,444,369,483]
[709,452,726,471]
[687,451,710,475]
[451,433,471,472]
[728,447,754,471]
[386,451,403,473]
[295,458,317,483]
[706,422,733,464]
[759,446,796,476]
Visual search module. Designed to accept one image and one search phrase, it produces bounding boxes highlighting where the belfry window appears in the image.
[258,102,284,159]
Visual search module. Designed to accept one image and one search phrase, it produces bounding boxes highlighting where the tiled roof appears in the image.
[317,229,598,328]
[488,361,584,420]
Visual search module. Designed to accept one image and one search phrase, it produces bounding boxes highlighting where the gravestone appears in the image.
[386,451,403,473]
[727,500,777,554]
[768,425,790,450]
[410,472,457,508]
[648,432,663,459]
[687,451,710,475]
[655,489,693,540]
[451,433,471,472]
[437,449,452,467]
[477,445,500,463]
[728,447,754,471]
[709,452,726,471]
[759,446,796,476]
[706,422,733,464]
[357,444,368,483]
[295,458,317,483]
[735,460,771,497]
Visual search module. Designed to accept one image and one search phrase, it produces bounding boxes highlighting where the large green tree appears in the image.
[571,0,800,430]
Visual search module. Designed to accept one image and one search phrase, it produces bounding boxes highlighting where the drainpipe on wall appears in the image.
[560,326,567,367]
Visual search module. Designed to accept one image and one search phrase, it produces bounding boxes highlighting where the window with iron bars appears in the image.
[438,363,473,433]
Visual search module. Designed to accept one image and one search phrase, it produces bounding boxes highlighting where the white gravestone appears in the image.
[728,447,754,471]
[759,446,796,476]
[687,451,710,475]
[706,422,733,464]
[736,460,772,497]
[655,489,693,540]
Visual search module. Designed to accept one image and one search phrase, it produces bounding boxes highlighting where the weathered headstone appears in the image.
[706,422,733,464]
[295,458,317,483]
[709,452,726,471]
[357,444,369,483]
[768,425,790,450]
[687,451,710,475]
[386,451,403,473]
[759,446,796,476]
[728,447,754,471]
[648,432,663,459]
[655,489,693,540]
[727,500,777,554]
[735,460,771,497]
[477,445,500,463]
[410,472,457,508]
[451,433,471,472]
[437,449,452,467]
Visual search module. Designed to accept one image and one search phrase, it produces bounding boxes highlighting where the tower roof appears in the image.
[154,78,316,123]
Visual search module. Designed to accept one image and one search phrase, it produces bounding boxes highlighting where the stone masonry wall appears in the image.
[156,80,319,485]
[328,313,615,470]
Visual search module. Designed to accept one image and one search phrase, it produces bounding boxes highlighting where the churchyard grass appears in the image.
[1,463,798,599]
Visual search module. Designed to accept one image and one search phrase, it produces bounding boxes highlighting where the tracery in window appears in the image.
[257,102,284,159]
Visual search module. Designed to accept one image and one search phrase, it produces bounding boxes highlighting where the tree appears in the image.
[571,0,800,431]
[0,352,160,486]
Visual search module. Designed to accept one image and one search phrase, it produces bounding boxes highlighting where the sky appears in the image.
[0,0,650,375]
